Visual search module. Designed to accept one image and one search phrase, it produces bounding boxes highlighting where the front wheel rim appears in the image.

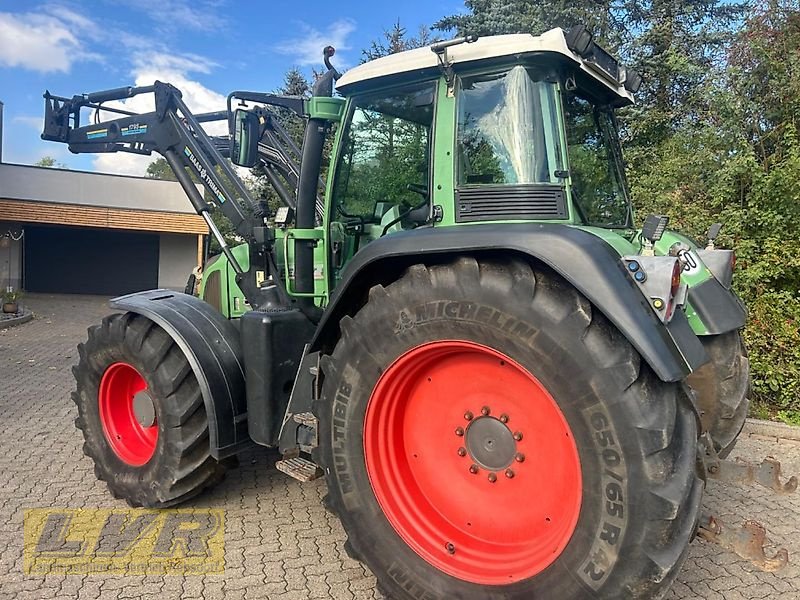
[363,340,582,585]
[98,362,158,466]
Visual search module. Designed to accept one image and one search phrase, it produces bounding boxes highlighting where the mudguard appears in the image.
[110,289,250,459]
[688,276,747,335]
[312,223,708,382]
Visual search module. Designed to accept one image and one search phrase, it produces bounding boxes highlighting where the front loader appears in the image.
[42,26,795,599]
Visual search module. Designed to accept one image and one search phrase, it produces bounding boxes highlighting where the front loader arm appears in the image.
[42,81,279,309]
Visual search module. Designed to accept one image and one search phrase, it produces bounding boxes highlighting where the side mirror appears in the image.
[231,109,260,167]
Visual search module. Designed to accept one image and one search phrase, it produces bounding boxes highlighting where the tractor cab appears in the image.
[305,28,641,289]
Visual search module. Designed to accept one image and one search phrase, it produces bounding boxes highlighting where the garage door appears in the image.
[24,225,159,295]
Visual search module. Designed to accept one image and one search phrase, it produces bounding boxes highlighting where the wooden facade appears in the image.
[0,198,207,235]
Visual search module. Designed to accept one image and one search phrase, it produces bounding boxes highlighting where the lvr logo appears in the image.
[24,509,224,574]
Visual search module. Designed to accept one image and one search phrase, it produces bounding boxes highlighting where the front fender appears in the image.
[312,224,708,382]
[110,289,250,459]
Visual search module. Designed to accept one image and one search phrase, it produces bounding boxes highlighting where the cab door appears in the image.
[324,81,438,288]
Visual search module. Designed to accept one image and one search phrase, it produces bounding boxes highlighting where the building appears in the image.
[0,161,207,296]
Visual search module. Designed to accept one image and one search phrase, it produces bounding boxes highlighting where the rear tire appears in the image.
[686,331,750,458]
[316,258,702,599]
[73,312,228,507]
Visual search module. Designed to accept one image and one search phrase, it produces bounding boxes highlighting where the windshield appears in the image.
[563,93,631,227]
[457,66,565,185]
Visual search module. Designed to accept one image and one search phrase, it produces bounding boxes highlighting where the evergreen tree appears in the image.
[434,1,625,49]
[363,20,436,62]
[621,0,747,144]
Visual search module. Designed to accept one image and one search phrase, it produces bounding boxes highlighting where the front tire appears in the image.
[73,312,228,507]
[317,258,702,599]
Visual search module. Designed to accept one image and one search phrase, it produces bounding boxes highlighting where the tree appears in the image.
[363,20,436,62]
[434,1,625,49]
[621,0,747,145]
[625,2,800,417]
[145,157,176,181]
[35,156,66,168]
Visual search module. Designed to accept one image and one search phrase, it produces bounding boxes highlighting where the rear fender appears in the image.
[312,224,708,382]
[110,289,250,459]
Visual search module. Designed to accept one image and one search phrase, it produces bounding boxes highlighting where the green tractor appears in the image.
[43,25,790,599]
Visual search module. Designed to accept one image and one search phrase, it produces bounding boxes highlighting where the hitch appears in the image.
[697,514,789,572]
[707,455,798,494]
[696,434,794,571]
[700,433,798,494]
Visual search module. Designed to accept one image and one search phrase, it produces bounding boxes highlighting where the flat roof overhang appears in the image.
[0,198,207,235]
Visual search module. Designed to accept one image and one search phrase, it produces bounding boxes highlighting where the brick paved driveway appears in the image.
[1,294,798,599]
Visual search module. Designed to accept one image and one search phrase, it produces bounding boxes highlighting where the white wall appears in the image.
[158,233,198,291]
[0,163,200,213]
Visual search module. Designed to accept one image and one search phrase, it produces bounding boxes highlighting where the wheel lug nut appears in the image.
[446,542,456,555]
[515,453,525,463]
[487,472,497,483]
[480,406,490,416]
[469,464,479,474]
[505,469,515,479]
[513,431,523,442]
[464,411,473,421]
[457,447,467,457]
[499,413,509,423]
[455,427,464,437]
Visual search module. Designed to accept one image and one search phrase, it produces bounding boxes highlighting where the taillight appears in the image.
[671,260,682,297]
[666,260,682,321]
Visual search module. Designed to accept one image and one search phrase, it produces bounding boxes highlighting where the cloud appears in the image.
[276,19,356,67]
[0,10,93,73]
[43,5,97,35]
[92,52,228,176]
[114,0,229,34]
[12,116,44,130]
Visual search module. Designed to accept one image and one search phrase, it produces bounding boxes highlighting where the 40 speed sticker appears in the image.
[578,403,629,590]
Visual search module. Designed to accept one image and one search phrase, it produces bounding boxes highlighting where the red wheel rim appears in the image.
[364,341,582,585]
[98,362,158,466]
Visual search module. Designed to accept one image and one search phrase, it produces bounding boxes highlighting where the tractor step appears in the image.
[697,514,789,572]
[275,456,323,482]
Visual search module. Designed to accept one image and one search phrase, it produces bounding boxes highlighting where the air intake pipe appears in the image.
[293,60,338,321]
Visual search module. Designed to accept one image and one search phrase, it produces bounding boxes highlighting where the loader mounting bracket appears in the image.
[697,514,789,572]
[700,433,798,494]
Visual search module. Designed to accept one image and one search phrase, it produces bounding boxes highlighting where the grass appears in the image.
[749,401,800,427]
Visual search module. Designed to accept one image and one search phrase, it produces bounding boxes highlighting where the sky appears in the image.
[0,0,463,176]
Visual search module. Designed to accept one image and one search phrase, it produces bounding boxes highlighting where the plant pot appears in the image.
[2,302,18,314]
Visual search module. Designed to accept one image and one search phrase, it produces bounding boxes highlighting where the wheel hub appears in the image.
[465,415,516,471]
[132,391,156,428]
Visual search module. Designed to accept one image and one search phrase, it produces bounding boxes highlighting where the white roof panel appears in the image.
[336,28,633,103]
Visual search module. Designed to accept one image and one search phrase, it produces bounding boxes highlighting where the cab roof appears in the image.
[336,27,635,105]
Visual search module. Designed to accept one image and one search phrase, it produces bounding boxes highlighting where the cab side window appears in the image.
[332,82,435,221]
